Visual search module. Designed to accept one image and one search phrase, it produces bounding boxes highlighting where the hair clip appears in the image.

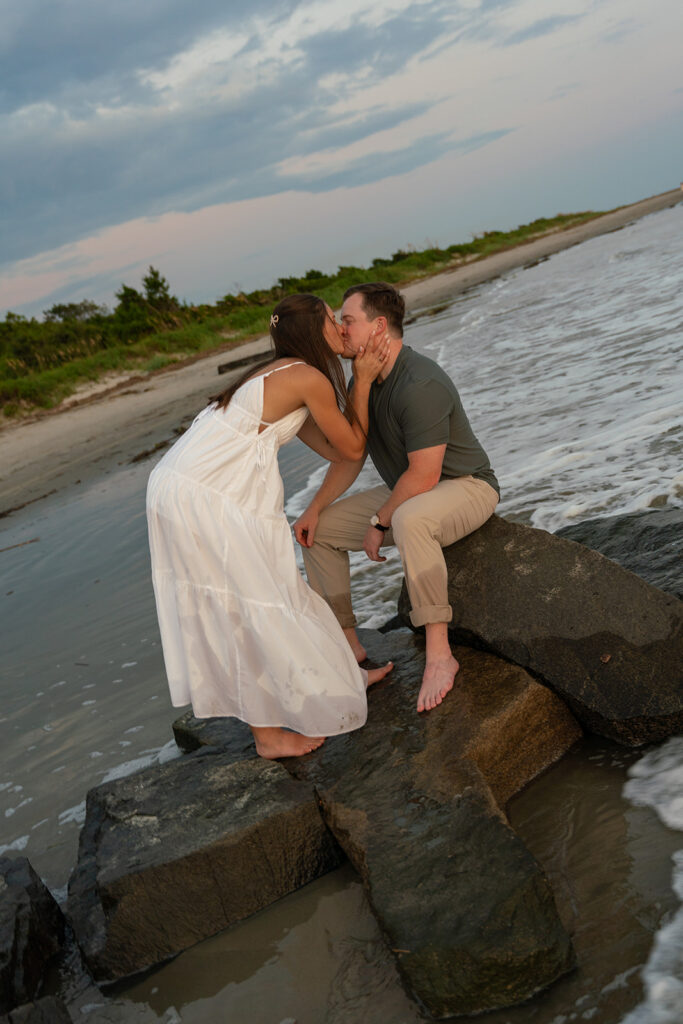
[270,314,279,327]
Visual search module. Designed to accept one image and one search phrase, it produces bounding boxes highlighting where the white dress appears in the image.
[146,363,368,735]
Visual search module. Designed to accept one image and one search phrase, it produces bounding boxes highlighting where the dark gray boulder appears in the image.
[290,630,579,1018]
[172,711,253,757]
[67,747,342,982]
[556,507,683,599]
[0,998,72,1024]
[320,773,570,1019]
[398,515,683,746]
[177,628,581,1017]
[0,858,66,1015]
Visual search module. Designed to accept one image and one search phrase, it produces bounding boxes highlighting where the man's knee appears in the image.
[391,502,435,549]
[311,494,377,552]
[308,506,342,550]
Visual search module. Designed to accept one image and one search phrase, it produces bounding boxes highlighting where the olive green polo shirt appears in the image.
[364,345,499,495]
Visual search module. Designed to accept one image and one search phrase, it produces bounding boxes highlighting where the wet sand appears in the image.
[1,187,681,517]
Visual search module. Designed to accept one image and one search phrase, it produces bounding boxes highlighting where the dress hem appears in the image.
[169,701,367,737]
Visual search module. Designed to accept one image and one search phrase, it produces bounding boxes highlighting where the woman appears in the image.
[147,293,393,759]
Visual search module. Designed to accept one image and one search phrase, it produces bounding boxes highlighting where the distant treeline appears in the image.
[0,211,601,415]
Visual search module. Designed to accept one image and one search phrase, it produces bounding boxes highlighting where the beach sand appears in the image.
[2,188,681,517]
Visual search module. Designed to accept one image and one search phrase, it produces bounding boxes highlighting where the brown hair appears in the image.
[342,282,405,337]
[212,293,354,420]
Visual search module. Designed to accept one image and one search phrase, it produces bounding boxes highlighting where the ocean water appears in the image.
[0,203,681,1021]
[620,739,683,1024]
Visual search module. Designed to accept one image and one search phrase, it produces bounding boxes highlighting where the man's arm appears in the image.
[378,445,445,524]
[363,444,445,562]
[294,455,366,548]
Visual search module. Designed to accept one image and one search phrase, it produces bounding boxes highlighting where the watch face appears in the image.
[370,515,379,526]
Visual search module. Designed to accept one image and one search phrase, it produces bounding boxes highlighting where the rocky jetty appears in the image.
[70,629,582,1016]
[0,857,66,1016]
[285,631,581,1018]
[62,513,683,1016]
[399,514,683,746]
[67,749,343,982]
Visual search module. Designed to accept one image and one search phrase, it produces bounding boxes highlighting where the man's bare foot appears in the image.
[251,726,325,759]
[343,627,367,663]
[366,661,393,688]
[416,656,459,712]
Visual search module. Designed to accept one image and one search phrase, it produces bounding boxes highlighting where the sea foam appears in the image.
[620,739,683,1023]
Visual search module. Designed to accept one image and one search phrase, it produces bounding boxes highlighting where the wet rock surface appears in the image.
[0,857,66,1015]
[172,711,253,757]
[0,997,72,1024]
[175,628,581,1018]
[399,515,683,746]
[555,507,683,599]
[67,749,342,982]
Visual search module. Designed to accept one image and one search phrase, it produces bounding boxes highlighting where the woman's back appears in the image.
[149,365,308,516]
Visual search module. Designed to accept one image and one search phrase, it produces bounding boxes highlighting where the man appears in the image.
[294,282,499,712]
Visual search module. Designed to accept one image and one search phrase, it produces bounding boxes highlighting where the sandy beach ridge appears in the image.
[2,188,681,518]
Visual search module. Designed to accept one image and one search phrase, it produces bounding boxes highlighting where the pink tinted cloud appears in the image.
[1,146,494,316]
[2,186,366,314]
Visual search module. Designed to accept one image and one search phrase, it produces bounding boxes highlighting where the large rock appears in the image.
[176,629,581,1018]
[0,858,66,1015]
[67,747,342,982]
[172,711,254,757]
[0,998,72,1024]
[399,515,683,746]
[556,507,683,599]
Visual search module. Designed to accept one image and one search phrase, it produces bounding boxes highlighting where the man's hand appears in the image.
[363,524,387,562]
[294,507,319,548]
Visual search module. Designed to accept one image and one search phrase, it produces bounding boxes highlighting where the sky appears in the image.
[1,0,682,318]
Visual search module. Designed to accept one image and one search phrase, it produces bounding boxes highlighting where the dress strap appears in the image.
[261,361,307,378]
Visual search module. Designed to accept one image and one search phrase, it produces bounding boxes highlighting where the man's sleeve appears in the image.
[398,380,453,453]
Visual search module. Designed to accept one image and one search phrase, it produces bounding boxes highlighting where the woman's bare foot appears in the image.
[416,656,459,712]
[251,726,325,759]
[343,627,367,663]
[366,661,393,687]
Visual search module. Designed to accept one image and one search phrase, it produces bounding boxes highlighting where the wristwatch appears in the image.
[370,513,388,533]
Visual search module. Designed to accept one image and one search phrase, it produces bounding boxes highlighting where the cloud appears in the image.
[0,0,473,267]
[4,0,682,318]
[502,14,584,47]
[598,17,641,45]
[277,128,511,189]
[548,82,581,102]
[0,0,279,113]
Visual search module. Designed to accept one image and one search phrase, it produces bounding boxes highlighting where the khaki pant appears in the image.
[302,476,499,629]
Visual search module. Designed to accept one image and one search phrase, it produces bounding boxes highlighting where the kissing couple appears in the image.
[147,282,499,758]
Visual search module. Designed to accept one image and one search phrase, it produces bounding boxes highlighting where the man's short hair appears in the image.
[343,282,405,337]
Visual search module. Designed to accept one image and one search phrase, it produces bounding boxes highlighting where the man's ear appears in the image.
[374,315,388,334]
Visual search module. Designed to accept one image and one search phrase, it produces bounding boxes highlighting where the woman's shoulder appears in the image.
[245,358,315,383]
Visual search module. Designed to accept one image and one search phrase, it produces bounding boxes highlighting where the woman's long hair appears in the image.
[212,293,356,423]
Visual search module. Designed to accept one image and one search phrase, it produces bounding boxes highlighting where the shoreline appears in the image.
[1,187,681,519]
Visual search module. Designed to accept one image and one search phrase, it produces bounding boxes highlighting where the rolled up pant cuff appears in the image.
[409,605,453,628]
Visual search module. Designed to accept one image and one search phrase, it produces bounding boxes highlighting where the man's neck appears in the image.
[378,338,403,382]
